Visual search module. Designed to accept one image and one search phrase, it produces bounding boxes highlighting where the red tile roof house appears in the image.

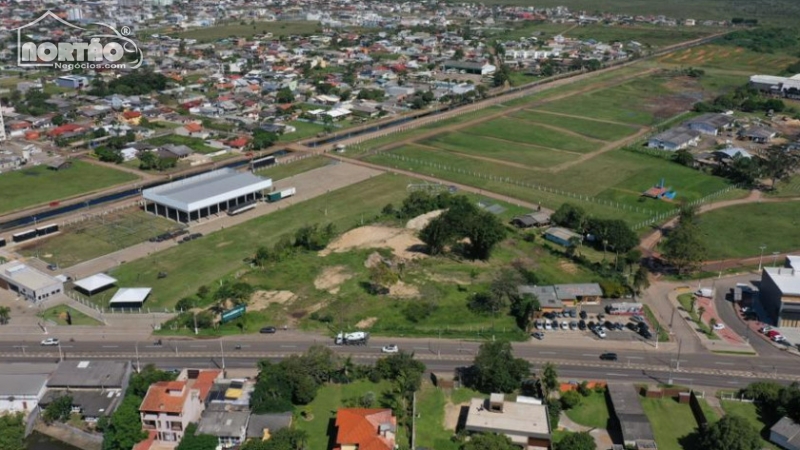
[334,408,397,450]
[139,369,221,446]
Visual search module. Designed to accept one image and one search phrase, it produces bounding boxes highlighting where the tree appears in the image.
[551,203,587,231]
[709,317,718,331]
[673,149,694,166]
[42,395,72,423]
[541,362,559,395]
[472,340,530,393]
[761,145,800,189]
[555,432,596,450]
[368,263,398,295]
[453,48,465,60]
[468,291,506,316]
[461,432,517,450]
[241,429,308,450]
[0,413,25,450]
[128,365,177,398]
[463,210,507,260]
[419,215,452,255]
[511,294,538,332]
[690,296,697,313]
[276,87,294,104]
[250,129,279,150]
[0,306,10,325]
[632,266,650,295]
[322,114,335,134]
[375,351,426,393]
[51,114,65,126]
[662,221,707,275]
[698,306,706,321]
[176,423,218,450]
[102,394,147,450]
[561,390,582,409]
[699,415,762,450]
[138,150,159,170]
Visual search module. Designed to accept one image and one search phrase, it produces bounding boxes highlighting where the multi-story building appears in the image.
[139,369,221,444]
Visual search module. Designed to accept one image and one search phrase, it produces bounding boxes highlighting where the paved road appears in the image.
[3,335,797,385]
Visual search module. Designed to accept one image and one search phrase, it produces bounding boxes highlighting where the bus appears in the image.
[227,201,257,216]
[36,223,59,236]
[12,229,37,243]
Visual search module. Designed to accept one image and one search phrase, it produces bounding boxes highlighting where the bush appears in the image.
[403,300,438,323]
[561,390,582,409]
[578,381,591,397]
[548,401,562,428]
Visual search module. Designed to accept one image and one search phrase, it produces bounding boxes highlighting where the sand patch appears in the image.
[319,225,427,260]
[356,317,378,328]
[444,402,466,430]
[250,290,296,311]
[405,209,444,231]
[314,265,352,294]
[558,261,579,275]
[389,281,420,298]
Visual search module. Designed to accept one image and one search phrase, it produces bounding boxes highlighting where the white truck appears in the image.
[335,331,369,346]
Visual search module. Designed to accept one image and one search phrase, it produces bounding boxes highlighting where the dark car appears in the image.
[190,233,203,239]
[260,326,277,334]
[551,320,559,330]
[626,322,639,332]
[579,310,588,320]
[578,320,587,330]
[568,309,577,318]
[613,322,625,331]
[531,332,545,340]
[544,312,556,320]
[587,321,596,331]
[637,322,650,331]
[600,352,618,361]
[640,329,653,339]
[604,320,614,330]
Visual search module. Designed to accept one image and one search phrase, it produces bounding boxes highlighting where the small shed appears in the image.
[73,273,118,296]
[47,159,72,171]
[108,287,151,309]
[544,227,582,247]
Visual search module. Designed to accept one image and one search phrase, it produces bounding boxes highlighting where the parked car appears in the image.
[532,332,545,340]
[534,320,544,330]
[713,323,726,330]
[631,315,645,324]
[627,322,639,332]
[766,330,781,338]
[545,321,553,331]
[604,320,614,330]
[760,326,774,334]
[772,335,786,343]
[578,320,586,330]
[568,309,577,318]
[613,322,625,331]
[259,326,277,334]
[599,352,618,361]
[560,321,569,330]
[569,321,578,330]
[544,312,556,320]
[587,321,596,331]
[381,344,399,353]
[640,329,653,339]
[41,338,59,346]
[595,328,607,339]
[551,320,559,330]
[579,310,588,320]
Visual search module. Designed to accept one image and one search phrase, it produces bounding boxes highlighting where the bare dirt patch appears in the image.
[319,225,427,260]
[250,290,296,311]
[406,209,444,231]
[558,261,579,275]
[444,401,467,430]
[356,317,378,328]
[389,281,420,298]
[314,265,352,294]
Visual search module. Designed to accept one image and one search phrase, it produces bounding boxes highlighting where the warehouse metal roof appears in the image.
[142,168,272,213]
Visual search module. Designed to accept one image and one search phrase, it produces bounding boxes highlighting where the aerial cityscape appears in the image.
[0,0,799,450]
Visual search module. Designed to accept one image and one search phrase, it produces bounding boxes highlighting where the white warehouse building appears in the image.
[142,168,272,223]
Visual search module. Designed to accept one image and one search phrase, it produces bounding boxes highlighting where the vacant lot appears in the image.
[641,396,718,450]
[466,118,600,153]
[565,390,611,429]
[696,202,800,259]
[0,161,139,215]
[177,21,319,43]
[421,134,578,169]
[255,156,333,180]
[511,109,641,141]
[566,24,718,47]
[20,209,180,268]
[660,45,799,74]
[145,134,218,154]
[39,305,102,326]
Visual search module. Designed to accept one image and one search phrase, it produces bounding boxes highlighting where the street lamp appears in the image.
[772,252,780,267]
[758,245,767,271]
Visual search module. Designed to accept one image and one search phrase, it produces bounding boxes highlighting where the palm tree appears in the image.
[690,296,697,314]
[709,318,717,331]
[697,306,706,323]
[0,306,10,325]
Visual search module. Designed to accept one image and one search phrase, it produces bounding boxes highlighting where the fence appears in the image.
[61,201,141,228]
[66,289,177,315]
[631,183,744,230]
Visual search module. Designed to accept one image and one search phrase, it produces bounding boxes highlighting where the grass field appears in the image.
[278,121,326,142]
[696,202,800,259]
[511,110,642,141]
[641,396,719,450]
[0,161,139,215]
[721,401,779,449]
[564,390,611,429]
[659,45,799,74]
[416,383,459,450]
[255,156,333,180]
[20,210,180,268]
[294,380,400,450]
[566,24,718,47]
[38,305,102,326]
[465,118,600,153]
[145,134,218,154]
[421,133,578,168]
[177,21,320,43]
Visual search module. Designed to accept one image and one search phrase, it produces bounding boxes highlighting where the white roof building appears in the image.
[109,288,152,307]
[0,261,63,303]
[73,273,118,294]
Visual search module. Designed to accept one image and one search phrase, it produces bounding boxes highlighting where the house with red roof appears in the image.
[139,369,221,445]
[120,110,142,126]
[48,123,86,138]
[333,408,396,450]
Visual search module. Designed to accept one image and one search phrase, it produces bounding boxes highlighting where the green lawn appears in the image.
[294,380,398,450]
[416,383,459,450]
[565,390,611,429]
[255,156,333,180]
[144,134,219,154]
[38,305,102,326]
[465,118,600,153]
[422,133,578,169]
[696,202,800,259]
[176,21,320,43]
[0,161,139,214]
[566,24,718,48]
[659,45,799,75]
[511,110,641,142]
[279,121,326,142]
[770,175,800,198]
[721,401,779,449]
[21,210,180,268]
[641,396,719,450]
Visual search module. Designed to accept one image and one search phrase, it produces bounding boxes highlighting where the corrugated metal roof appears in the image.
[143,168,272,212]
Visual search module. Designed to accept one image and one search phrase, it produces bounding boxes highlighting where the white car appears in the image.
[41,338,59,346]
[760,326,774,334]
[595,328,607,339]
[381,345,399,354]
[713,323,725,330]
[545,321,553,330]
[560,321,569,330]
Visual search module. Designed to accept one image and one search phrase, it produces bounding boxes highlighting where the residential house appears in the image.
[739,127,777,143]
[175,122,210,139]
[511,211,551,228]
[517,285,562,312]
[647,127,701,151]
[554,283,604,305]
[770,416,800,450]
[47,159,72,171]
[544,227,582,247]
[442,60,496,75]
[139,369,221,444]
[197,409,250,449]
[684,113,735,136]
[41,360,132,423]
[464,394,551,450]
[121,111,143,126]
[246,413,293,442]
[333,408,396,450]
[713,147,753,162]
[159,144,194,159]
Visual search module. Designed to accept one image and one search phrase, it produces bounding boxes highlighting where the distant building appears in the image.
[760,267,800,328]
[511,211,551,228]
[442,60,497,75]
[55,75,89,89]
[0,363,55,414]
[42,360,132,423]
[647,127,701,151]
[750,74,800,99]
[738,127,777,143]
[197,409,250,449]
[246,413,292,442]
[607,383,657,449]
[544,227,582,247]
[683,113,735,136]
[464,394,551,449]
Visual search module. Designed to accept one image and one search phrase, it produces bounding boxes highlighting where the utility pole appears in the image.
[135,342,141,373]
[220,340,226,373]
[676,338,683,371]
[758,245,766,271]
[772,251,780,267]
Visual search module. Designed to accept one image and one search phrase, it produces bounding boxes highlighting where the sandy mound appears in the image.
[250,290,296,311]
[314,265,352,294]
[319,225,427,260]
[364,252,385,269]
[389,281,420,298]
[406,209,444,231]
[356,317,378,328]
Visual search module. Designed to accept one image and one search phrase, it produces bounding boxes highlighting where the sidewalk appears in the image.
[667,289,755,354]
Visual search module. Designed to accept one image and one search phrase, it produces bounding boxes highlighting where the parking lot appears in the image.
[531,302,656,344]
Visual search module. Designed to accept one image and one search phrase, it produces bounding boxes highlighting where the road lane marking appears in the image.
[727,381,741,384]
[606,373,629,377]
[280,345,297,348]
[539,351,556,354]
[190,345,207,348]
[102,345,118,348]
[627,356,644,360]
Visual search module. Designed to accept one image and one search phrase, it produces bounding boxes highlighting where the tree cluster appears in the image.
[390,190,455,219]
[741,381,800,424]
[694,85,787,114]
[464,340,530,393]
[253,223,337,267]
[175,423,218,450]
[554,432,596,450]
[357,88,386,102]
[42,395,73,424]
[662,205,707,275]
[461,433,517,450]
[249,129,280,150]
[552,203,638,253]
[240,429,308,450]
[419,195,507,260]
[139,151,177,171]
[89,71,170,96]
[699,415,762,450]
[720,27,798,54]
[5,89,57,117]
